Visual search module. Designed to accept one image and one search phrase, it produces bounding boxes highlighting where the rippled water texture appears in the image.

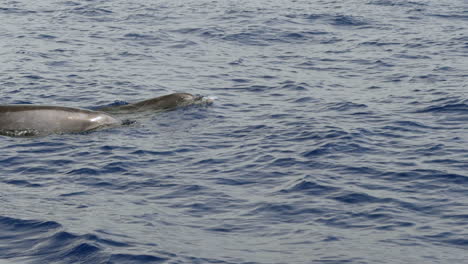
[1,0,467,263]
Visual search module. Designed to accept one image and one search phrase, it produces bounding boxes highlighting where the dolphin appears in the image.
[0,93,214,137]
[0,105,120,137]
[96,93,214,114]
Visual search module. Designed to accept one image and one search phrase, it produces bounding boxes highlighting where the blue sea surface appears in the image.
[0,0,467,263]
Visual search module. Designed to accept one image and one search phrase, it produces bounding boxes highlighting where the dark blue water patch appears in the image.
[195,157,230,165]
[416,99,468,114]
[108,254,168,264]
[23,74,43,80]
[270,157,298,167]
[292,96,317,103]
[423,158,468,170]
[201,25,329,46]
[383,73,410,83]
[131,149,175,156]
[198,27,226,39]
[276,31,329,44]
[37,34,57,39]
[67,167,99,175]
[0,216,60,234]
[46,60,69,67]
[0,7,37,15]
[331,15,370,27]
[231,78,251,83]
[298,13,371,27]
[214,178,256,186]
[331,192,391,204]
[379,124,425,134]
[394,53,431,60]
[429,14,468,21]
[59,191,88,197]
[101,162,131,174]
[228,58,244,65]
[347,166,468,186]
[424,172,468,185]
[204,225,247,234]
[280,81,309,91]
[302,142,372,158]
[61,1,81,7]
[441,214,468,227]
[391,120,434,130]
[367,0,427,7]
[280,32,306,40]
[409,74,448,83]
[3,179,42,188]
[418,232,468,248]
[0,216,173,264]
[123,33,154,39]
[376,221,415,231]
[350,59,395,69]
[12,165,56,175]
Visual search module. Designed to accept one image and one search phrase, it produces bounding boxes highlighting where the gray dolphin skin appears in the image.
[97,93,213,113]
[0,93,214,137]
[0,105,120,137]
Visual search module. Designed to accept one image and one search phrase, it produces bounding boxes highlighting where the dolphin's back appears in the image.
[0,105,119,136]
[97,93,210,113]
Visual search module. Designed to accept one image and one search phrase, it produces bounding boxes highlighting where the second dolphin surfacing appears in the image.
[97,93,214,114]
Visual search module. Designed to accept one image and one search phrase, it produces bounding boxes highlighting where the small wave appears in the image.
[380,169,468,185]
[3,179,42,188]
[416,100,468,114]
[292,97,317,103]
[367,0,427,7]
[429,14,468,21]
[280,81,309,91]
[108,254,168,263]
[331,15,369,26]
[0,7,36,14]
[303,142,372,157]
[325,102,368,112]
[71,5,113,17]
[278,178,340,195]
[418,232,468,248]
[331,192,390,204]
[301,13,371,27]
[0,216,171,263]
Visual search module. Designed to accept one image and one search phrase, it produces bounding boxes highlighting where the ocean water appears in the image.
[0,0,467,263]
